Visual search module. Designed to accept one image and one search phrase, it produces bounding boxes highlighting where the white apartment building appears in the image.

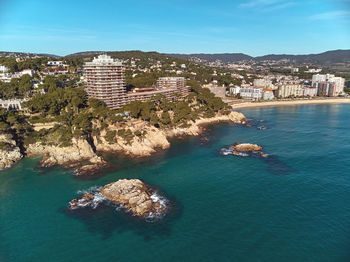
[303,86,318,97]
[240,87,263,100]
[312,74,345,96]
[277,84,304,98]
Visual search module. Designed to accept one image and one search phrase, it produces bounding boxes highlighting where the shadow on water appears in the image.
[217,149,294,176]
[263,154,295,175]
[62,193,183,241]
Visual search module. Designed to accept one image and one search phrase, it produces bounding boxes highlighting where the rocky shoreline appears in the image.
[0,111,246,173]
[0,134,23,170]
[69,179,168,218]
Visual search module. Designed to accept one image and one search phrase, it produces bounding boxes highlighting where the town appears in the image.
[0,51,349,112]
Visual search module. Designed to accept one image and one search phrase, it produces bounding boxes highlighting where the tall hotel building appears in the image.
[84,54,127,109]
[84,55,188,109]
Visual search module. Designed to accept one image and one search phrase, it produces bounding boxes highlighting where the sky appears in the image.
[0,0,349,56]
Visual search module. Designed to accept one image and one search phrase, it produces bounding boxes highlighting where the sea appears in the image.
[1,104,350,262]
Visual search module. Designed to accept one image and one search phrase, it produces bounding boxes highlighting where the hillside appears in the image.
[0,51,59,58]
[167,49,350,65]
[2,49,350,65]
[168,53,253,63]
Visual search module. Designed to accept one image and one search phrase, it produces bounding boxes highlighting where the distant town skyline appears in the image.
[0,0,349,56]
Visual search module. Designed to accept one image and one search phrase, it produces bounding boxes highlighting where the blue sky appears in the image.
[0,0,349,56]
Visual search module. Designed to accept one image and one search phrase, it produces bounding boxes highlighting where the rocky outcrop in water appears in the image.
[230,143,263,152]
[69,179,168,217]
[0,134,22,169]
[221,143,266,157]
[26,138,107,174]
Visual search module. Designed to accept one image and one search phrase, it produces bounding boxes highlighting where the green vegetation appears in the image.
[0,57,50,73]
[105,130,117,144]
[22,77,121,147]
[0,51,234,150]
[0,75,34,99]
[118,80,230,129]
[0,108,32,151]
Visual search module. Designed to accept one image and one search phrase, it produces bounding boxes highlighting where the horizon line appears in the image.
[0,48,349,58]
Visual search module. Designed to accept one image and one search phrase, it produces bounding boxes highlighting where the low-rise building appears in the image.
[254,79,272,88]
[47,61,65,66]
[0,99,27,111]
[263,89,274,100]
[0,65,9,73]
[229,86,241,96]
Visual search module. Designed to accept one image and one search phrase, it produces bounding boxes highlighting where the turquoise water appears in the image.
[1,104,350,262]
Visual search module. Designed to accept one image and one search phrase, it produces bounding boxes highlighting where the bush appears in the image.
[117,129,134,145]
[0,142,13,151]
[105,130,117,144]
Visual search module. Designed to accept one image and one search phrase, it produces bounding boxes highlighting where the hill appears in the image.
[0,51,59,58]
[167,49,350,65]
[168,53,253,63]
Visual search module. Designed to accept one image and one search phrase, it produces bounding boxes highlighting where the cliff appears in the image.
[95,111,246,157]
[1,111,245,173]
[26,138,107,174]
[0,134,22,169]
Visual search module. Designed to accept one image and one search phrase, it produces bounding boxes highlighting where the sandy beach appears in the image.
[230,98,350,109]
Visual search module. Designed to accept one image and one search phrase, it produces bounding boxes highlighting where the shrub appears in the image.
[105,130,117,144]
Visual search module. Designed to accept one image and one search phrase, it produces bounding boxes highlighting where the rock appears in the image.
[73,157,109,176]
[27,138,96,167]
[230,143,263,152]
[69,179,168,217]
[0,134,22,170]
[221,143,265,158]
[94,111,246,157]
[26,138,109,175]
[69,193,95,209]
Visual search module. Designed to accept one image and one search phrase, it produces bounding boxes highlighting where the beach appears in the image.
[230,98,350,109]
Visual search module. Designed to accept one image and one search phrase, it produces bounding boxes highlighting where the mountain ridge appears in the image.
[1,49,349,65]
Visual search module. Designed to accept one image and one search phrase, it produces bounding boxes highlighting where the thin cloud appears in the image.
[240,0,280,8]
[309,10,350,20]
[240,0,295,12]
[261,2,295,11]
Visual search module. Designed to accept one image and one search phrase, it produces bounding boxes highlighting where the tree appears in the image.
[18,75,33,97]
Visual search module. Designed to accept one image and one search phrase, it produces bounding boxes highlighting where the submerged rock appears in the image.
[69,179,168,218]
[73,156,109,176]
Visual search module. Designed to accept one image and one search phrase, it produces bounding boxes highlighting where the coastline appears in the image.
[230,98,350,110]
[0,112,246,173]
